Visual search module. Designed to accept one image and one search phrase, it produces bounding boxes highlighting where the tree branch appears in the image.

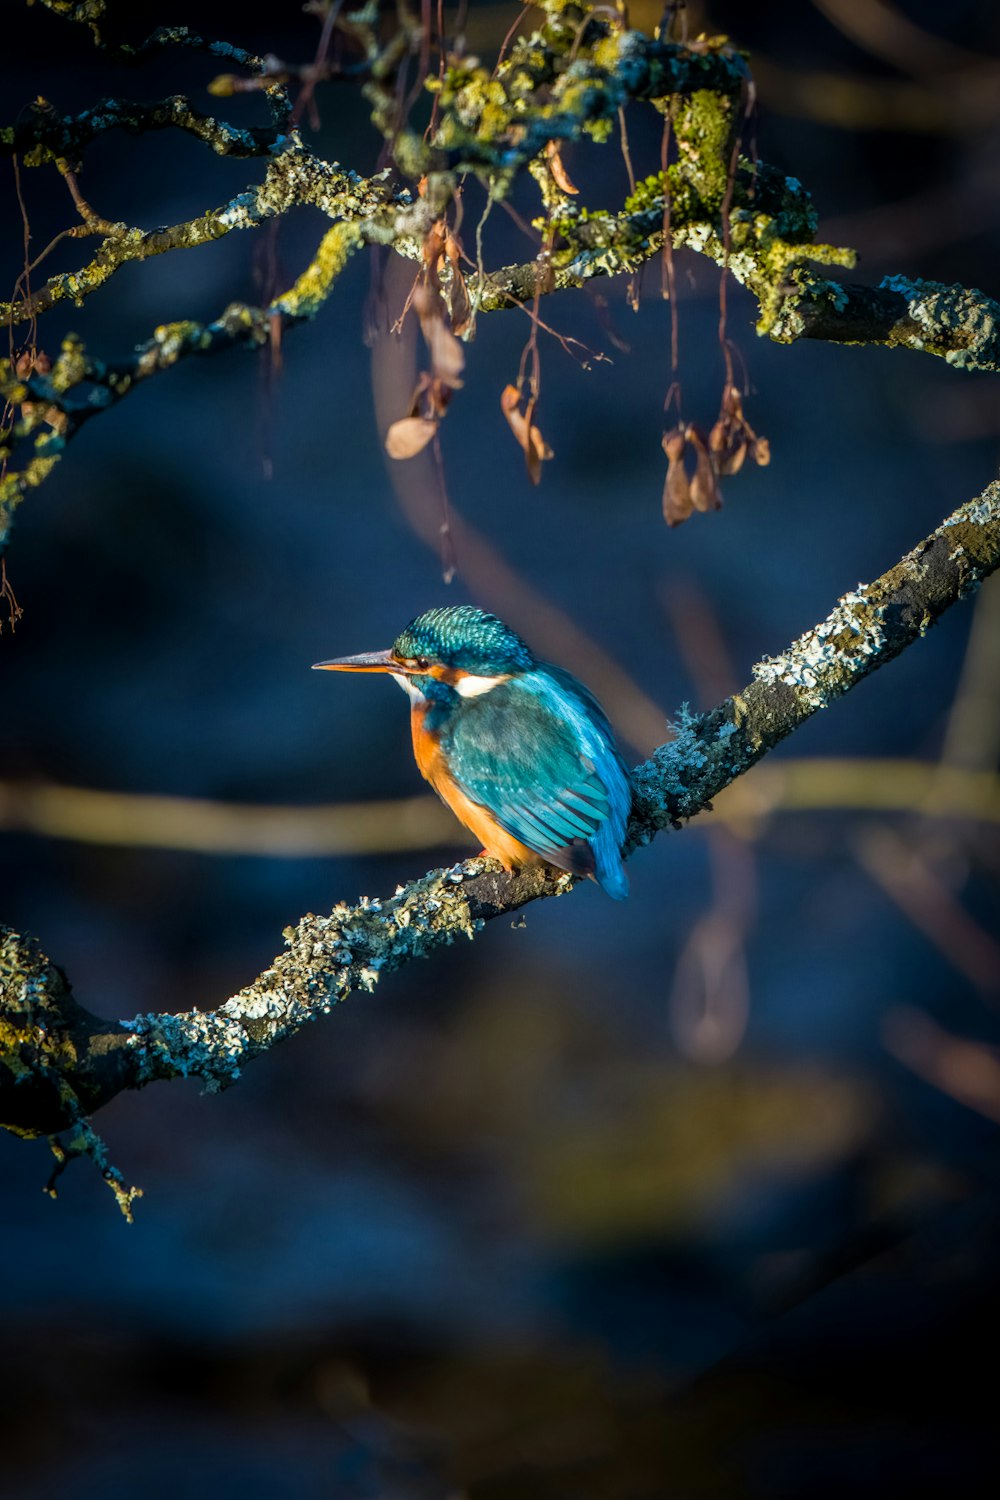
[0,142,398,330]
[1,214,373,550]
[475,162,1000,371]
[0,94,286,164]
[4,479,999,1212]
[29,0,272,71]
[6,4,1000,563]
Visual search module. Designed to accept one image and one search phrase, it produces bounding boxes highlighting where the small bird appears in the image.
[313,605,631,898]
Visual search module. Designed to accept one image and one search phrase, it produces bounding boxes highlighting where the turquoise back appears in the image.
[439,665,631,898]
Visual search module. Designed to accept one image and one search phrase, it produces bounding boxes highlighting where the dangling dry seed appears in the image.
[684,425,719,512]
[662,426,686,463]
[546,139,579,196]
[385,415,439,460]
[719,438,748,477]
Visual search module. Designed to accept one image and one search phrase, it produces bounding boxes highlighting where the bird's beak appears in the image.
[312,648,398,673]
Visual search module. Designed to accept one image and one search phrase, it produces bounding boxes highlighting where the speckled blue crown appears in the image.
[394,606,534,674]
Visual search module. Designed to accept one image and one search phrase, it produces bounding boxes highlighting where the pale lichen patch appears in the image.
[753,586,887,711]
[942,494,996,529]
[879,274,1000,371]
[119,859,493,1098]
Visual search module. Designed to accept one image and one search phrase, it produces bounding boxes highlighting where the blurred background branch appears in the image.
[2,759,999,857]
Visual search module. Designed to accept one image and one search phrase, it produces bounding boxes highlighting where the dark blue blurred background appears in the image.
[2,2,1000,1495]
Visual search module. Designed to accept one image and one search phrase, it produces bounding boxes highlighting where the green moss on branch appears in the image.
[430,26,749,183]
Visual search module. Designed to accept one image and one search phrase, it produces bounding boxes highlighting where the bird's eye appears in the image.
[414,656,430,671]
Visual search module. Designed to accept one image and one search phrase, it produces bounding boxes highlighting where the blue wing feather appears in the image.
[441,668,631,897]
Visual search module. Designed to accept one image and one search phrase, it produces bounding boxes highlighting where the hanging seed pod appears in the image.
[444,230,471,335]
[501,384,554,485]
[709,416,747,476]
[720,437,748,477]
[661,426,692,525]
[385,415,439,459]
[546,139,579,195]
[662,426,686,463]
[687,424,722,513]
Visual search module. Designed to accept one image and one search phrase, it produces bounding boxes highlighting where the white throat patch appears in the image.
[391,671,506,701]
[455,674,507,698]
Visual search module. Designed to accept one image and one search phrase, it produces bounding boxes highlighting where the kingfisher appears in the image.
[313,605,631,898]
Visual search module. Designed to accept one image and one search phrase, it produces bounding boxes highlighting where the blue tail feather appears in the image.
[594,847,629,900]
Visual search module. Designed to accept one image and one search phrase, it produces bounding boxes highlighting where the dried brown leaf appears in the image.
[531,421,554,462]
[526,419,554,485]
[501,384,521,419]
[691,455,722,512]
[662,425,694,525]
[710,386,769,478]
[14,349,51,378]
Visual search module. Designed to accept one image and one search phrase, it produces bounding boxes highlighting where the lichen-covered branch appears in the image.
[474,158,1000,371]
[6,1,1000,561]
[473,153,853,316]
[428,23,752,179]
[630,482,1000,835]
[29,0,271,71]
[0,93,287,165]
[790,274,1000,370]
[0,144,394,330]
[4,479,998,1212]
[0,219,366,550]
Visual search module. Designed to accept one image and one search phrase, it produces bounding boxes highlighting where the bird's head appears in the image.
[313,606,534,696]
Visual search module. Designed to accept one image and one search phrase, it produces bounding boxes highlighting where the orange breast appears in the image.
[410,702,442,785]
[410,705,540,872]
